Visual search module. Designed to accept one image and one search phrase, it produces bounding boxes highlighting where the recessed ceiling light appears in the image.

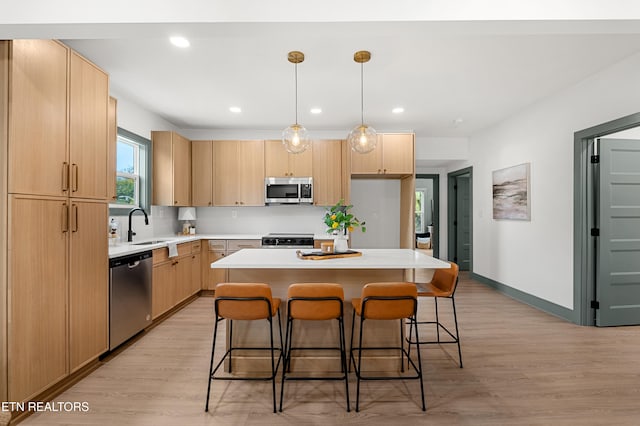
[229,106,242,113]
[453,117,464,127]
[392,107,404,114]
[169,36,190,48]
[310,108,322,114]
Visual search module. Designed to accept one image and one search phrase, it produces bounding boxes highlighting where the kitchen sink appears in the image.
[132,240,169,245]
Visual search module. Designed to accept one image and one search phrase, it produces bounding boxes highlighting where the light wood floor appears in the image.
[19,273,640,425]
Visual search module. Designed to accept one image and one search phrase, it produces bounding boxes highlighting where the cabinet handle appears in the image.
[71,204,78,232]
[62,203,69,233]
[240,201,244,205]
[71,164,79,192]
[235,201,239,205]
[62,162,69,192]
[383,168,387,174]
[378,169,382,173]
[174,201,178,205]
[208,202,212,206]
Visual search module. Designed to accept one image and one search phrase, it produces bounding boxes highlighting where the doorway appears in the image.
[448,167,473,271]
[415,174,439,258]
[574,112,640,326]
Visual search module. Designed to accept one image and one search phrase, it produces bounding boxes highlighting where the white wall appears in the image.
[111,90,177,139]
[349,179,401,248]
[466,51,640,309]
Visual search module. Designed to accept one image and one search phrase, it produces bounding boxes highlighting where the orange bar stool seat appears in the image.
[279,283,350,412]
[205,283,283,413]
[407,262,463,368]
[349,282,425,412]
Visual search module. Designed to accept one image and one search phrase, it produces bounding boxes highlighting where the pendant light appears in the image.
[347,50,377,154]
[282,51,311,154]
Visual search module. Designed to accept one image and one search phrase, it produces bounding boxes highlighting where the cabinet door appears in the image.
[69,52,109,200]
[312,140,343,206]
[8,40,68,197]
[237,140,265,206]
[214,140,240,206]
[69,201,108,372]
[191,252,202,295]
[350,135,383,175]
[207,251,227,290]
[264,140,290,177]
[152,261,176,319]
[8,196,68,401]
[175,254,192,304]
[173,132,192,206]
[289,146,313,177]
[381,133,414,175]
[192,140,213,206]
[107,97,118,202]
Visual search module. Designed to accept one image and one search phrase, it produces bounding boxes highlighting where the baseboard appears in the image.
[470,272,576,324]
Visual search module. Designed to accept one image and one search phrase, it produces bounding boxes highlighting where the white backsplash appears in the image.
[194,205,329,235]
[109,205,178,242]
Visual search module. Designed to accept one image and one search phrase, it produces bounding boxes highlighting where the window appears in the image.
[415,189,425,233]
[111,128,150,212]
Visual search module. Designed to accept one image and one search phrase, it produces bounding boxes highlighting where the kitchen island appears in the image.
[211,248,450,372]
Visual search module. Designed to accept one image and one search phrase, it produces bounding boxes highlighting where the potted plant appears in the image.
[323,200,366,252]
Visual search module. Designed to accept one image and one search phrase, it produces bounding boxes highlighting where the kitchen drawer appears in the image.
[227,239,261,251]
[191,240,202,253]
[208,239,227,252]
[153,242,191,264]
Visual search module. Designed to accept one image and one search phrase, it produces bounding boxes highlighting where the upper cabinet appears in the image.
[214,140,264,206]
[7,40,109,200]
[191,140,214,206]
[151,131,192,206]
[312,140,344,206]
[351,133,414,177]
[69,52,109,200]
[264,139,312,177]
[107,97,117,202]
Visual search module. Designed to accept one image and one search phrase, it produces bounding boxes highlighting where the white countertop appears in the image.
[108,234,262,258]
[211,248,451,270]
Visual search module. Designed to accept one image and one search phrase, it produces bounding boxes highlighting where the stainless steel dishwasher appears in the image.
[109,251,153,350]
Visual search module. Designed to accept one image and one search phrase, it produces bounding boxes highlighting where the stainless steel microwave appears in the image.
[265,177,313,204]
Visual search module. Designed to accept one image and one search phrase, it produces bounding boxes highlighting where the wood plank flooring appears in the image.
[18,273,640,425]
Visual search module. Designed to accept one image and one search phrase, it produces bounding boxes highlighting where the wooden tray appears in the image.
[296,250,362,260]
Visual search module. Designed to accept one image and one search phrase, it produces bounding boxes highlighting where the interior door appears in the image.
[596,138,640,326]
[455,174,472,271]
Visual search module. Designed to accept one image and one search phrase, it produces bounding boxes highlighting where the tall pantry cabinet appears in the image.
[1,40,110,403]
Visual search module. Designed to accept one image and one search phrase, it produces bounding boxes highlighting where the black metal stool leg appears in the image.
[412,313,426,411]
[205,316,219,412]
[339,316,351,412]
[452,296,463,368]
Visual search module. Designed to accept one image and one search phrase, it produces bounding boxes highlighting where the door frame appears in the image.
[448,167,473,269]
[415,174,440,258]
[573,112,640,325]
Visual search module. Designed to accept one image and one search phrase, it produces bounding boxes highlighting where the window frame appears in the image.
[109,128,151,214]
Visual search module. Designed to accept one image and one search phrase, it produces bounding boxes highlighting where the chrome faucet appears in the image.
[127,208,149,242]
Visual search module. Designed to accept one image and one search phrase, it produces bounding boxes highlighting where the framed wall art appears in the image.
[492,163,530,220]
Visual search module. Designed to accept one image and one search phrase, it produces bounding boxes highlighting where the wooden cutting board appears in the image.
[296,250,362,260]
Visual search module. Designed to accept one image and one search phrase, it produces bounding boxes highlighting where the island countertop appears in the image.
[210,248,451,270]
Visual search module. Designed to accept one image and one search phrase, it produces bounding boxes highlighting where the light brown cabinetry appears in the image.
[69,52,109,200]
[151,241,201,319]
[312,140,344,206]
[265,139,313,177]
[351,133,414,177]
[214,140,265,206]
[69,200,109,372]
[8,40,109,200]
[151,131,192,206]
[4,40,110,403]
[191,140,214,206]
[204,239,261,290]
[107,97,117,202]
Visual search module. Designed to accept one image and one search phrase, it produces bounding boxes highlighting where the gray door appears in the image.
[597,138,640,326]
[456,174,471,271]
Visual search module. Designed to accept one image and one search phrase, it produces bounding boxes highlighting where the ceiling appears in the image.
[5,17,640,139]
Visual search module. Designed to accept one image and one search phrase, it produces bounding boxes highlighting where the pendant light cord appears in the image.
[294,62,299,126]
[360,61,364,125]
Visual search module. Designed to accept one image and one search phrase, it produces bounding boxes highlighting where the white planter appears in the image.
[333,235,349,253]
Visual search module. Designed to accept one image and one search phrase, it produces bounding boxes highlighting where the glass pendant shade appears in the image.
[348,124,377,154]
[282,123,311,154]
[282,51,310,154]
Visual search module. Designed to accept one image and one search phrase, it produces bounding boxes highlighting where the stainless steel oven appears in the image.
[261,233,314,248]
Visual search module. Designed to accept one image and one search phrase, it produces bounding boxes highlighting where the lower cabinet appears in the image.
[151,241,201,319]
[8,195,108,401]
[204,239,261,290]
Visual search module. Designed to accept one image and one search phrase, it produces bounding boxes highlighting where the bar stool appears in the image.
[279,283,350,412]
[407,262,462,368]
[205,282,283,413]
[349,282,425,412]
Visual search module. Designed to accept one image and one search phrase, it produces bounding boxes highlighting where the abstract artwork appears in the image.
[492,163,530,220]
